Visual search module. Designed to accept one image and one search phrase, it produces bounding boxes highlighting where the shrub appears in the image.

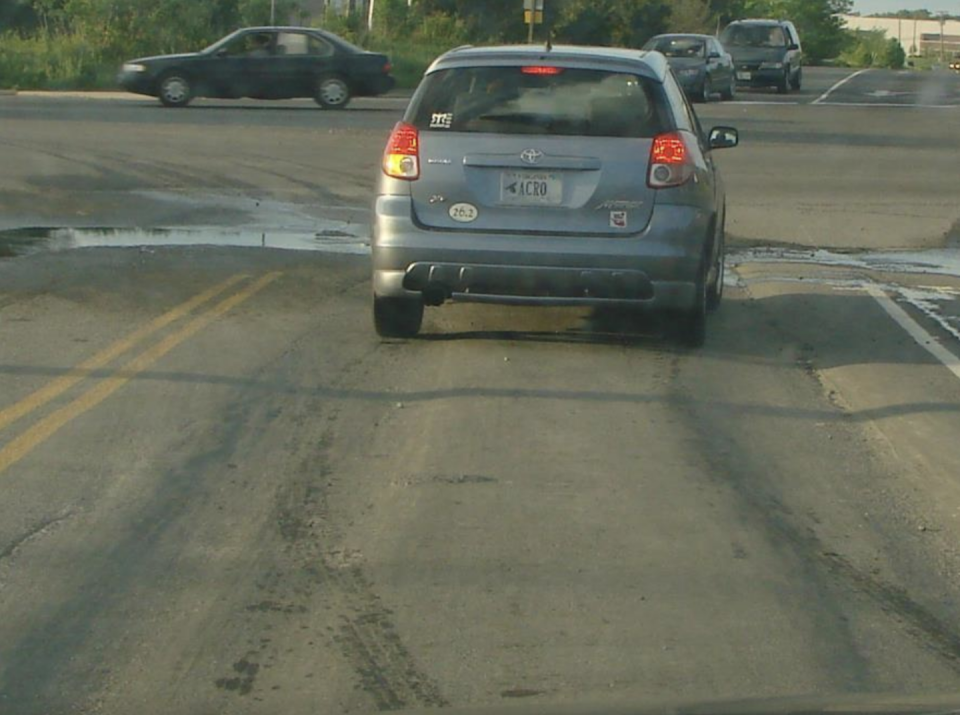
[839,29,905,69]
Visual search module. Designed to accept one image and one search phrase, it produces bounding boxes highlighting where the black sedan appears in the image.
[117,26,395,109]
[642,34,736,103]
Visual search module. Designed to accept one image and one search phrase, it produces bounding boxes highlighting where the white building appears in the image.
[840,14,960,57]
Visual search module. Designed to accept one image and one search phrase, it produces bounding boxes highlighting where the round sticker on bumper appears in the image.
[449,203,478,223]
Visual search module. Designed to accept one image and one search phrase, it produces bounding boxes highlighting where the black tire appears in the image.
[158,72,192,108]
[706,241,725,312]
[790,67,802,90]
[720,74,736,101]
[314,75,351,110]
[699,78,712,103]
[373,296,423,338]
[776,69,790,94]
[666,261,708,348]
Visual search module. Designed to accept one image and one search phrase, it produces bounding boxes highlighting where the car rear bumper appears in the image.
[676,74,705,93]
[372,196,711,310]
[735,67,787,86]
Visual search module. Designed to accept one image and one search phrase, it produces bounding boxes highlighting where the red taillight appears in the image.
[648,132,694,188]
[521,65,564,75]
[382,62,392,74]
[383,122,419,180]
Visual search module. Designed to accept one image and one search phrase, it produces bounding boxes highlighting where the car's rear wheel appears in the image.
[699,78,712,103]
[315,76,351,110]
[706,243,725,312]
[158,72,192,108]
[373,296,423,338]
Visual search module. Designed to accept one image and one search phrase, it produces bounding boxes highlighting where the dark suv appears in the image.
[720,19,802,93]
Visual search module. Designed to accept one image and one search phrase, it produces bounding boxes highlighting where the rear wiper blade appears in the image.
[476,113,539,124]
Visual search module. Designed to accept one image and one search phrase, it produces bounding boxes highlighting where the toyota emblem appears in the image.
[520,149,544,165]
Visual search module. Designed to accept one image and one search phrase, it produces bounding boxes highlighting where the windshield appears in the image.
[722,24,788,47]
[3,1,960,714]
[647,36,707,58]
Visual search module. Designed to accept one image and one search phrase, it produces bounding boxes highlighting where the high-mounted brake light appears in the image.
[648,132,695,188]
[521,66,564,75]
[383,122,419,180]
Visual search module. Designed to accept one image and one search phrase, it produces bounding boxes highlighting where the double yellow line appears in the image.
[0,271,282,477]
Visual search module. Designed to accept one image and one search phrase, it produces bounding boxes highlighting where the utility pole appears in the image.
[368,0,376,31]
[270,0,276,24]
[938,12,948,62]
[524,0,544,44]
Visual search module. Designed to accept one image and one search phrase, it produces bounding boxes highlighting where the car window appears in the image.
[221,31,275,57]
[407,66,669,139]
[275,33,334,57]
[276,33,307,56]
[648,37,706,59]
[661,70,694,133]
[308,35,335,57]
[721,24,787,48]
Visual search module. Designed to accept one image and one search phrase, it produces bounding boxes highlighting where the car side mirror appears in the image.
[709,126,739,150]
[788,43,800,51]
[708,51,722,59]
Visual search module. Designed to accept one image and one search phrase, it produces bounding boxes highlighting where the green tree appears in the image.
[415,0,558,42]
[882,37,905,69]
[372,0,413,35]
[839,28,904,69]
[237,0,305,25]
[0,0,40,32]
[555,0,670,48]
[667,0,714,34]
[742,0,852,62]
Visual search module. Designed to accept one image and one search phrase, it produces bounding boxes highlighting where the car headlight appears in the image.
[122,63,147,73]
[760,62,784,70]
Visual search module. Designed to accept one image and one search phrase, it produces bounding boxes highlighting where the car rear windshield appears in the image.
[647,37,706,58]
[406,66,668,139]
[721,24,787,48]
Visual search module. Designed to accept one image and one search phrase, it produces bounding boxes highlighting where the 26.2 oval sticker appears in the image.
[449,203,479,223]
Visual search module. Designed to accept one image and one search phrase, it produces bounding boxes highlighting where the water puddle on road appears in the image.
[728,246,960,343]
[0,226,370,259]
[730,246,960,278]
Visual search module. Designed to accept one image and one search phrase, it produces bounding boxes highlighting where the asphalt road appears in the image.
[1,68,960,715]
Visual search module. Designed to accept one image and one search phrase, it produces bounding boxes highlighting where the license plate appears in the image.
[500,171,562,206]
[737,71,752,81]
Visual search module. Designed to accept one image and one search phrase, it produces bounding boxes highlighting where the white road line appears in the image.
[866,284,960,384]
[812,69,871,104]
[725,100,801,106]
[816,101,959,109]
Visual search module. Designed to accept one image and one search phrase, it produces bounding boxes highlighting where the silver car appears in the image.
[372,44,739,346]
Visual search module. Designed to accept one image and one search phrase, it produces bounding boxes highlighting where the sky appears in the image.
[853,0,960,13]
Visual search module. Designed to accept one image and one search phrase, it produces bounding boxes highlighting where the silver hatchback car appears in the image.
[372,44,739,346]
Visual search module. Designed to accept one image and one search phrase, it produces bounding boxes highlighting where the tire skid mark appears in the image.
[327,564,448,710]
[262,338,448,710]
[272,414,449,710]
